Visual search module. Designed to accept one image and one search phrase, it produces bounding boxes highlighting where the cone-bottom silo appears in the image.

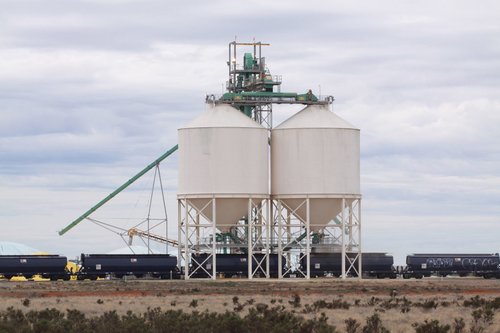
[271,105,362,279]
[177,104,270,279]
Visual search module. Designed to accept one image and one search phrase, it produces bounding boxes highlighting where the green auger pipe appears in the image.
[58,144,178,236]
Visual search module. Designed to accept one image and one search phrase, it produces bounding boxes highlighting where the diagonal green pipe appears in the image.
[58,144,178,236]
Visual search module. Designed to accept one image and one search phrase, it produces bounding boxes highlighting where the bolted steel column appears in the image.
[212,197,217,280]
[341,198,346,280]
[248,198,253,279]
[358,199,362,279]
[184,199,189,280]
[277,200,283,279]
[177,200,182,273]
[266,199,270,278]
[306,197,310,279]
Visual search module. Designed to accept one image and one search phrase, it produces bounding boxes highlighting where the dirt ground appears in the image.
[1,277,499,332]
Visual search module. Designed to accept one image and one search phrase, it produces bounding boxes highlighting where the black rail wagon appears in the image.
[189,253,285,278]
[303,252,396,278]
[78,254,179,280]
[405,253,500,278]
[0,255,68,280]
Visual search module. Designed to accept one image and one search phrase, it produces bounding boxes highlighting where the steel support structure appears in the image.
[178,196,270,279]
[339,198,362,279]
[274,198,311,279]
[273,196,361,279]
[246,198,271,279]
[178,197,217,280]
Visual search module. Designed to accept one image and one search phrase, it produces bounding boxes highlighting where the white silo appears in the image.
[178,104,270,279]
[271,104,362,279]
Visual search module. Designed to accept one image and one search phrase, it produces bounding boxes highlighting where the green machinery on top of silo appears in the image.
[208,40,333,129]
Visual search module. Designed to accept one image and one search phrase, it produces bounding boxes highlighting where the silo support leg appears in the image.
[212,198,217,280]
[277,200,283,279]
[358,200,362,279]
[306,197,310,280]
[248,198,252,279]
[341,198,346,280]
[266,199,270,278]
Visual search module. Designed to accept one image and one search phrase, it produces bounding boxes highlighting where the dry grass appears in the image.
[1,278,499,332]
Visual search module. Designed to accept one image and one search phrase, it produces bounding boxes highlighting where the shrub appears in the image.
[412,319,450,333]
[367,297,380,306]
[313,299,328,310]
[452,317,465,333]
[463,296,485,308]
[464,296,500,311]
[189,299,198,308]
[233,303,244,312]
[120,311,146,332]
[422,299,438,310]
[254,303,268,312]
[302,304,314,314]
[379,299,398,310]
[331,298,350,310]
[312,298,350,311]
[345,317,361,333]
[490,297,500,310]
[289,293,301,308]
[401,306,411,314]
[22,298,30,307]
[26,308,68,333]
[362,313,390,333]
[0,307,29,330]
[401,297,412,313]
[470,308,494,333]
[246,305,338,333]
[0,306,342,333]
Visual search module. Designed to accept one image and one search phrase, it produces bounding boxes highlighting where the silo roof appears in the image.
[181,104,264,129]
[275,105,358,130]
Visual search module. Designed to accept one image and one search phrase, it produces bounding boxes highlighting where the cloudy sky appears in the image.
[1,0,499,264]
